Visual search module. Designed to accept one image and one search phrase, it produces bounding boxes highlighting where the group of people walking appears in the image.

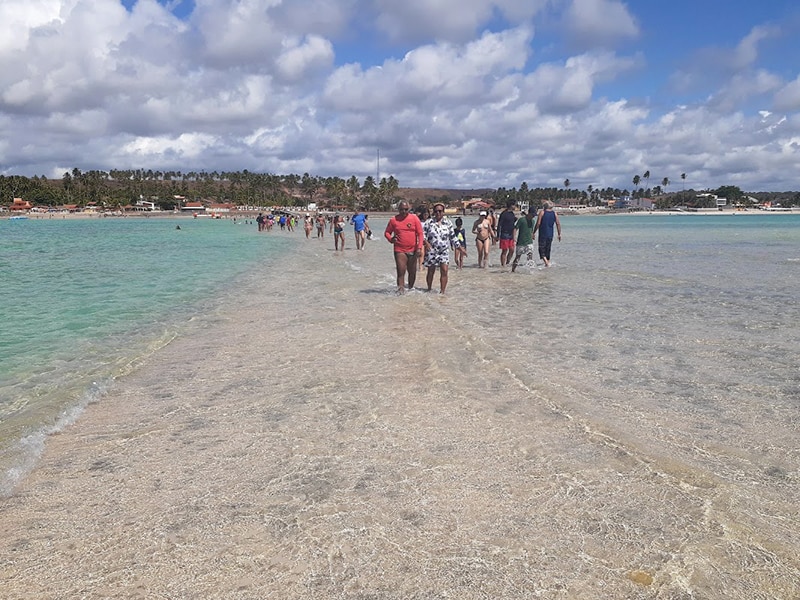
[256,200,562,295]
[384,199,562,294]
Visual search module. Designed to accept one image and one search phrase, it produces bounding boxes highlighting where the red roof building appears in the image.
[10,198,32,211]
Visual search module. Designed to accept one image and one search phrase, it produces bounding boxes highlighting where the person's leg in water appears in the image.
[539,237,552,267]
[406,251,418,289]
[439,263,449,293]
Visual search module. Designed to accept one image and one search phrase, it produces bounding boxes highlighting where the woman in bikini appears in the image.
[472,211,494,268]
[331,214,346,251]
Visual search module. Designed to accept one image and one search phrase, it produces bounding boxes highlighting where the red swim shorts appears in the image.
[499,238,515,251]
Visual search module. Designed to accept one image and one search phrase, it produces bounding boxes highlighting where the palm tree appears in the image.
[643,170,650,194]
[632,175,641,197]
[564,178,570,202]
[361,176,377,210]
[662,177,670,193]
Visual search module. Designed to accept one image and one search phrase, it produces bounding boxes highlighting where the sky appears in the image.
[2,0,800,193]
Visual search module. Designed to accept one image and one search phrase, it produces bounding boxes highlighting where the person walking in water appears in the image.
[352,208,369,250]
[472,210,494,268]
[422,203,456,294]
[533,200,562,267]
[452,217,468,270]
[496,200,517,267]
[511,206,536,272]
[331,213,346,251]
[384,201,424,294]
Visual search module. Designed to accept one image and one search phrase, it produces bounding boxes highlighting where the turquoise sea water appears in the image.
[0,216,288,491]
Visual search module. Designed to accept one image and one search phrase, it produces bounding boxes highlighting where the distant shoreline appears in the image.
[4,207,798,221]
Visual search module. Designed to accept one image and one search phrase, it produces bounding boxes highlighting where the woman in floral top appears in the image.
[422,203,457,294]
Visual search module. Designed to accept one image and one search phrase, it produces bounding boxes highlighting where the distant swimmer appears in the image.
[175,225,181,230]
[384,201,423,294]
[533,200,562,267]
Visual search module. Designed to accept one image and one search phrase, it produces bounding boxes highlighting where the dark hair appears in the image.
[455,217,463,227]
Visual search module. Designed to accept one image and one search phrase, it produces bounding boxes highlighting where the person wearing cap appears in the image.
[511,205,537,272]
[384,201,424,294]
[472,210,494,268]
[352,207,369,250]
[422,203,456,294]
[496,200,518,267]
[533,200,562,267]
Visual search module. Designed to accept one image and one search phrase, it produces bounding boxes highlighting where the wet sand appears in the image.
[1,232,797,599]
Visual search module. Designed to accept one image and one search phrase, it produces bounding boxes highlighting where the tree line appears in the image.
[2,168,799,211]
[0,169,402,212]
[492,174,800,209]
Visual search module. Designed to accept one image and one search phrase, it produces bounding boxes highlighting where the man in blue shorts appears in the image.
[352,208,369,250]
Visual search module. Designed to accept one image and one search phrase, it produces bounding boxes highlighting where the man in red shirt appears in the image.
[384,201,424,294]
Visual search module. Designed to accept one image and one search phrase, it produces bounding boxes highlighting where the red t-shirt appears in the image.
[384,214,423,253]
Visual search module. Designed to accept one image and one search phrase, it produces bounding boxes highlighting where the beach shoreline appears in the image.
[5,206,798,223]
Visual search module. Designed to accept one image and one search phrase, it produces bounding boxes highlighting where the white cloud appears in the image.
[773,75,800,112]
[0,1,798,191]
[565,0,639,48]
[323,27,532,112]
[276,35,335,82]
[121,132,218,159]
[526,51,639,113]
[373,0,499,43]
[731,25,780,70]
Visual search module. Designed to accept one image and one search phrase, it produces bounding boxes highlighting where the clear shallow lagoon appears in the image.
[1,212,798,597]
[1,216,288,490]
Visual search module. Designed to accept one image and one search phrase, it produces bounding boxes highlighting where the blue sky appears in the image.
[2,0,799,192]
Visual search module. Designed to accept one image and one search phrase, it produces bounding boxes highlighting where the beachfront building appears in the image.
[181,201,206,212]
[10,198,32,211]
[630,197,655,210]
[697,193,727,208]
[208,203,235,213]
[132,200,157,211]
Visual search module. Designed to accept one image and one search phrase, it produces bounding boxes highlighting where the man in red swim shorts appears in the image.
[384,201,424,294]
[496,200,517,267]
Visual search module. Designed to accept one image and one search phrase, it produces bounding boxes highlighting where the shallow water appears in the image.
[0,216,289,490]
[1,213,798,598]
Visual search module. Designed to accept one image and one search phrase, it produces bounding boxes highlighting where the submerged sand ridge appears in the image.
[1,228,798,598]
